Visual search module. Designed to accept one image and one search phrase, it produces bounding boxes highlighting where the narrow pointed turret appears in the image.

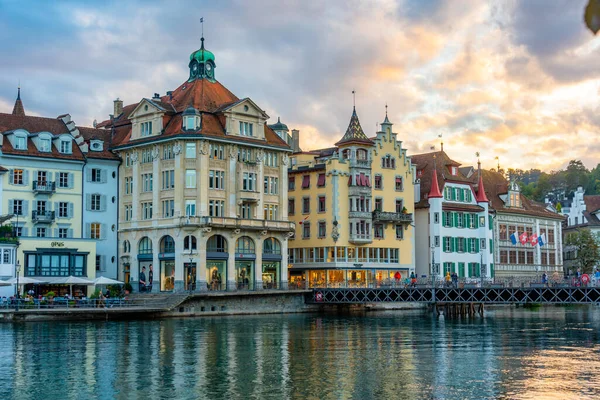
[12,87,25,117]
[335,107,373,146]
[429,157,443,198]
[475,160,489,203]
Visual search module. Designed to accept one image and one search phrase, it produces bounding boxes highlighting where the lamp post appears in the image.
[15,260,21,311]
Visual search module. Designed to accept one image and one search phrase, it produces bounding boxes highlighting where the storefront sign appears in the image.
[51,241,65,248]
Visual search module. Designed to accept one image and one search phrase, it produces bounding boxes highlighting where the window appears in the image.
[36,200,47,213]
[499,225,507,240]
[241,203,253,219]
[456,213,464,228]
[184,235,197,251]
[381,155,395,168]
[434,212,439,224]
[395,200,403,213]
[288,176,295,190]
[162,170,175,190]
[36,170,47,186]
[185,170,197,188]
[265,152,279,167]
[288,199,295,215]
[141,149,152,164]
[302,222,311,239]
[264,238,281,254]
[185,142,196,158]
[58,202,68,218]
[263,204,278,220]
[444,237,452,252]
[125,153,131,167]
[469,239,477,253]
[141,121,153,137]
[239,148,254,162]
[549,253,556,265]
[375,198,383,212]
[14,227,22,237]
[90,223,101,239]
[163,145,174,160]
[60,140,71,154]
[317,173,326,187]
[138,237,153,254]
[161,236,175,253]
[548,229,555,243]
[12,199,23,216]
[209,200,225,217]
[374,224,384,239]
[185,200,196,216]
[58,172,69,188]
[162,200,175,217]
[15,135,27,150]
[302,175,310,189]
[395,177,403,191]
[451,166,457,176]
[12,169,24,185]
[207,235,227,252]
[39,138,51,152]
[318,221,326,238]
[124,177,133,194]
[91,168,102,183]
[457,238,465,253]
[242,172,257,191]
[318,196,326,212]
[141,202,153,220]
[210,144,225,160]
[302,197,310,214]
[374,175,382,190]
[142,173,153,192]
[209,170,225,189]
[56,228,68,238]
[434,235,440,247]
[393,225,403,239]
[270,177,278,194]
[239,122,253,136]
[37,228,46,238]
[90,194,101,211]
[124,205,132,221]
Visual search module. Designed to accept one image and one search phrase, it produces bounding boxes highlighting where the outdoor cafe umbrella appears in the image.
[6,277,47,296]
[51,276,94,297]
[94,276,124,294]
[0,279,12,286]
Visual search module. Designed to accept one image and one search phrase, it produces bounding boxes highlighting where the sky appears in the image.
[1,0,599,172]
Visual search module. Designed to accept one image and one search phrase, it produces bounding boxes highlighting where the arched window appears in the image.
[342,149,351,160]
[356,148,367,160]
[138,237,152,254]
[123,240,130,254]
[207,235,227,253]
[263,238,281,254]
[160,236,175,253]
[184,235,197,251]
[235,236,255,254]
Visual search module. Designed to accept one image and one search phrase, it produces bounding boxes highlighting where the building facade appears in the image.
[287,109,415,287]
[412,151,494,280]
[0,90,118,293]
[99,37,294,292]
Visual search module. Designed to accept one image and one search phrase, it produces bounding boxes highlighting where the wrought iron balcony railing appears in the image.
[33,181,56,194]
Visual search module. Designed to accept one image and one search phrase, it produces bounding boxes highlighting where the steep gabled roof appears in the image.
[335,107,374,146]
[12,88,25,117]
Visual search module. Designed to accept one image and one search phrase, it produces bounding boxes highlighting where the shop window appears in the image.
[236,236,255,254]
[160,235,175,253]
[207,235,227,253]
[184,235,197,251]
[138,237,153,255]
[263,238,281,254]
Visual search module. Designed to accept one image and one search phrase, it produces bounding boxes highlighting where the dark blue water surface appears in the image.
[1,307,599,399]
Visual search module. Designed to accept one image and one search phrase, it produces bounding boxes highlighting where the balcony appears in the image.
[33,181,56,195]
[349,159,372,168]
[32,210,55,223]
[349,211,372,219]
[349,186,372,197]
[372,211,413,224]
[180,216,295,233]
[349,233,372,244]
[239,190,261,203]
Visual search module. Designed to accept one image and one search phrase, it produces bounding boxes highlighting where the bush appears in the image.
[124,283,133,292]
[89,289,101,299]
[46,291,55,298]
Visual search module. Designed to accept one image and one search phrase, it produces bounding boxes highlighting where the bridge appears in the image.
[306,286,600,305]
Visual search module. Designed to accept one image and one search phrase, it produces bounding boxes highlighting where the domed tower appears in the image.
[188,37,216,82]
[268,117,290,144]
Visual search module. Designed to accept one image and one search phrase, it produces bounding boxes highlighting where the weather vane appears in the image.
[352,90,356,108]
[200,17,204,38]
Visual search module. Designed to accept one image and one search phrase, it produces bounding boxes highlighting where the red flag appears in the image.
[530,234,538,246]
[519,232,528,245]
[299,215,309,225]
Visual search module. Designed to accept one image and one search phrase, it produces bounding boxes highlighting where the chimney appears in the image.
[167,91,173,100]
[292,129,301,153]
[113,98,123,117]
[153,93,160,100]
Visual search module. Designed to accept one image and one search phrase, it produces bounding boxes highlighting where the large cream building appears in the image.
[287,109,416,287]
[98,37,294,292]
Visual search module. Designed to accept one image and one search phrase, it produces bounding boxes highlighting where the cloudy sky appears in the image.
[1,0,599,171]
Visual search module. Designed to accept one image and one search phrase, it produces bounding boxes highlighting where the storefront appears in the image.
[159,236,175,292]
[137,236,153,292]
[207,235,228,291]
[235,259,254,290]
[293,267,409,288]
[184,262,196,291]
[261,261,280,289]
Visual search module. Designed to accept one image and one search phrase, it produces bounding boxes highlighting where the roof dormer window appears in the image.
[60,139,72,154]
[240,122,253,137]
[14,134,27,150]
[141,121,152,137]
[90,140,103,152]
[182,106,201,132]
[451,166,458,176]
[39,138,51,152]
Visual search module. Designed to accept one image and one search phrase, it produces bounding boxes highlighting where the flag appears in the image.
[510,232,518,245]
[530,233,538,246]
[299,215,309,225]
[538,233,546,247]
[519,232,528,245]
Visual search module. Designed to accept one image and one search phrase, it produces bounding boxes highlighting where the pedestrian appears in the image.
[452,272,458,288]
[410,272,417,288]
[445,272,451,287]
[542,272,548,286]
[394,271,401,286]
[139,266,147,292]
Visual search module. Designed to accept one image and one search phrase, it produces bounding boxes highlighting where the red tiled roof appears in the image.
[77,127,120,160]
[0,112,70,135]
[475,167,489,203]
[428,166,442,198]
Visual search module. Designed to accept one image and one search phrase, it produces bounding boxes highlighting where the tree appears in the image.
[556,202,562,213]
[565,230,600,273]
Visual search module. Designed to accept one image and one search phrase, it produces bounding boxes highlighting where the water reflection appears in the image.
[0,307,599,399]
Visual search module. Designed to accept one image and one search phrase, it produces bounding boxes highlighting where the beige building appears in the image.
[287,109,416,287]
[98,37,294,292]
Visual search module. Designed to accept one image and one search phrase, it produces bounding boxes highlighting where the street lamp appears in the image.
[15,260,21,311]
[431,244,436,288]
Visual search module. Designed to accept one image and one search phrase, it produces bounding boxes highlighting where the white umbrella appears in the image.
[0,279,12,286]
[51,276,94,297]
[94,276,124,285]
[6,277,47,284]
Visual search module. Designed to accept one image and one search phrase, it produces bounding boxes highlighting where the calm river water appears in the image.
[0,307,599,399]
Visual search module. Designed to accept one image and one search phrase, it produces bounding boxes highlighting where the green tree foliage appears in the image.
[565,230,600,273]
[556,202,562,213]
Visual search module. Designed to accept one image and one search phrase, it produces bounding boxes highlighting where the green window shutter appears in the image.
[451,237,456,252]
[490,239,493,253]
[476,263,481,277]
[474,214,479,229]
[460,189,465,202]
[475,238,480,253]
[458,263,465,278]
[489,216,493,230]
[442,212,447,227]
[490,263,495,277]
[453,212,458,227]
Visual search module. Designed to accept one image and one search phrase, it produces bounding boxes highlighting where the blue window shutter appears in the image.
[22,227,28,237]
[23,170,29,186]
[8,200,13,214]
[22,201,28,216]
[9,170,14,185]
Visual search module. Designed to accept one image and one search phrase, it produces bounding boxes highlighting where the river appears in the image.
[0,307,599,399]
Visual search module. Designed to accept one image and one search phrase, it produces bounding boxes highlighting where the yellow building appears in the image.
[287,108,415,287]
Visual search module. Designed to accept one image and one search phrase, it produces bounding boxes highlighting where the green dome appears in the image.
[190,38,215,63]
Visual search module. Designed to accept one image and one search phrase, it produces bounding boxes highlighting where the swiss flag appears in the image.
[519,232,528,245]
[530,234,538,246]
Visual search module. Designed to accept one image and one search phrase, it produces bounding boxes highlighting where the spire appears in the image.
[428,155,443,198]
[383,103,391,124]
[335,106,373,146]
[12,86,25,117]
[475,160,489,203]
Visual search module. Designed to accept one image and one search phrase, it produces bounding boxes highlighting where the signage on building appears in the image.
[51,242,65,248]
